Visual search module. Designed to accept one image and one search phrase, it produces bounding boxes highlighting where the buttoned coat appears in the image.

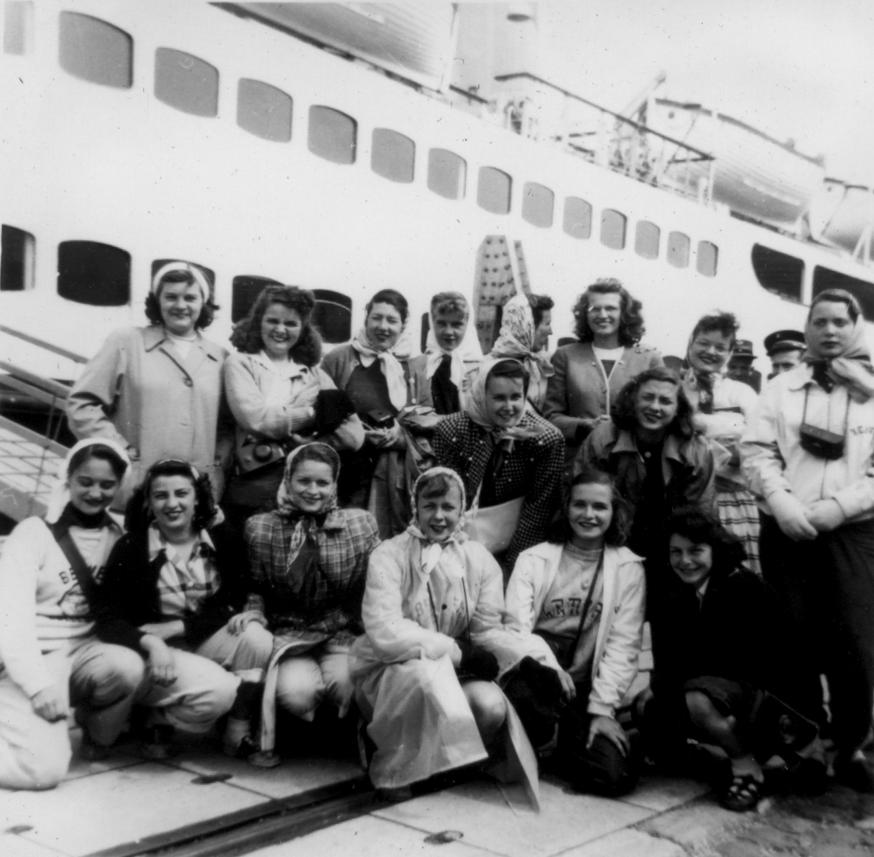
[66,326,234,501]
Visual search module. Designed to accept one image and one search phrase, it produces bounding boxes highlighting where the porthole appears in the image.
[59,12,132,88]
[371,129,414,183]
[477,167,512,215]
[522,183,554,228]
[600,209,626,250]
[667,231,690,268]
[634,221,660,260]
[697,241,718,277]
[427,149,466,200]
[237,79,292,143]
[312,289,352,343]
[0,225,34,291]
[231,275,283,323]
[58,241,130,306]
[154,48,218,117]
[4,1,33,55]
[563,197,592,240]
[308,106,356,164]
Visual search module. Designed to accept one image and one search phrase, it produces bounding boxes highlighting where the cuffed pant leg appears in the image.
[141,650,239,733]
[194,623,273,675]
[0,657,70,790]
[275,656,323,721]
[69,639,146,747]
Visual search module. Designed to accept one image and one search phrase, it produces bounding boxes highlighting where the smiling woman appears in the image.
[67,262,234,508]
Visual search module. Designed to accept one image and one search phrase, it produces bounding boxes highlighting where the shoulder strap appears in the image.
[564,548,605,669]
[47,521,99,605]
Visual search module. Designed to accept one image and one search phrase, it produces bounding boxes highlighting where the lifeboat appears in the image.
[810,178,874,256]
[646,98,826,229]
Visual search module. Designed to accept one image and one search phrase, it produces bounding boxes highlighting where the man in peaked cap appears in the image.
[764,329,806,379]
[727,339,761,393]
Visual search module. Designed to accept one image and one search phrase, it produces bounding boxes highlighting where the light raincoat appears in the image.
[349,468,539,806]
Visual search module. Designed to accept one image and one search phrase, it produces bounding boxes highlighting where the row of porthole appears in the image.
[0,229,355,342]
[7,10,721,273]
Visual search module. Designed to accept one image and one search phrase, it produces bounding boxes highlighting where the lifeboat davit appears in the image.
[810,178,874,255]
[646,98,826,229]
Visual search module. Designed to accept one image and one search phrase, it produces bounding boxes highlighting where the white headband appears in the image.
[151,262,211,302]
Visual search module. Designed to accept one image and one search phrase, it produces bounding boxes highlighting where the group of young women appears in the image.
[1,267,872,817]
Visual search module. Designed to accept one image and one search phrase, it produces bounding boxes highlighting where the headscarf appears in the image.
[275,443,340,577]
[151,261,211,302]
[490,293,554,391]
[423,294,479,389]
[46,438,131,524]
[407,467,468,576]
[464,357,546,441]
[802,305,874,402]
[350,325,412,411]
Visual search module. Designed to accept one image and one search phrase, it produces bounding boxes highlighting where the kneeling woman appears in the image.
[0,440,143,790]
[244,444,379,765]
[96,460,274,758]
[503,468,645,797]
[350,468,536,800]
[643,510,825,812]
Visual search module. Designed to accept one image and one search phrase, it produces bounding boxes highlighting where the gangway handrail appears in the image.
[0,370,70,409]
[0,414,69,457]
[0,324,88,364]
[0,359,72,401]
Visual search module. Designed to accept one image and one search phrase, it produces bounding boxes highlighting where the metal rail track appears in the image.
[88,776,378,857]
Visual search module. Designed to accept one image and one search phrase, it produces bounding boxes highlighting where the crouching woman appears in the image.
[350,467,537,801]
[502,467,645,797]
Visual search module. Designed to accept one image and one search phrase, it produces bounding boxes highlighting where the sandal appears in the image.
[720,773,763,812]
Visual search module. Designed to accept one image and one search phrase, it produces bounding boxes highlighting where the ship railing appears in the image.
[0,325,80,522]
[492,72,715,204]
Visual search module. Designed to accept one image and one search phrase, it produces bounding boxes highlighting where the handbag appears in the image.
[750,689,820,754]
[464,483,524,555]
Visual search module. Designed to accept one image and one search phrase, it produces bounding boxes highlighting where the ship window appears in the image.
[59,12,132,89]
[522,183,554,228]
[667,231,690,268]
[563,197,592,240]
[154,48,218,117]
[0,225,34,291]
[312,289,352,343]
[58,241,130,306]
[231,275,283,323]
[751,244,803,303]
[4,1,33,55]
[308,106,356,164]
[371,129,414,183]
[428,149,466,200]
[634,221,660,260]
[813,266,874,322]
[600,209,626,250]
[697,241,719,277]
[237,79,292,143]
[477,167,512,215]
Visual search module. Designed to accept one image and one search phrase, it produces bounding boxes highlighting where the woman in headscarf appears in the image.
[490,292,554,412]
[67,262,235,507]
[321,288,413,537]
[742,288,874,793]
[244,443,379,767]
[95,459,273,761]
[0,439,143,790]
[681,312,761,574]
[223,284,363,528]
[350,467,537,802]
[432,358,564,569]
[544,278,662,464]
[409,291,481,416]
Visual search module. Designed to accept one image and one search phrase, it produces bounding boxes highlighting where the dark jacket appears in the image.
[93,523,249,652]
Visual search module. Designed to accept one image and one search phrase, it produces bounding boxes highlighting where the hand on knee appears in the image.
[466,683,507,742]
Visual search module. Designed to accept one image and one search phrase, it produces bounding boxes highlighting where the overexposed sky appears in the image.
[534,0,874,184]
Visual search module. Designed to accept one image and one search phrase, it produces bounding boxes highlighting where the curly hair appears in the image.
[124,459,216,535]
[809,288,861,323]
[611,367,695,440]
[145,268,219,330]
[366,289,409,324]
[572,278,646,346]
[690,311,740,349]
[665,507,748,576]
[528,293,554,329]
[229,285,322,366]
[546,466,630,547]
[431,291,469,320]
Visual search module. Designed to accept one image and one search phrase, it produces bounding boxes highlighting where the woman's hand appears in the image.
[141,636,178,687]
[139,620,185,641]
[768,491,818,541]
[364,428,391,448]
[557,669,577,700]
[805,499,845,533]
[228,610,268,635]
[587,714,630,756]
[30,685,68,723]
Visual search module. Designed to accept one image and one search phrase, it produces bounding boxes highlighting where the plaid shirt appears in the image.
[244,507,379,638]
[432,411,564,565]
